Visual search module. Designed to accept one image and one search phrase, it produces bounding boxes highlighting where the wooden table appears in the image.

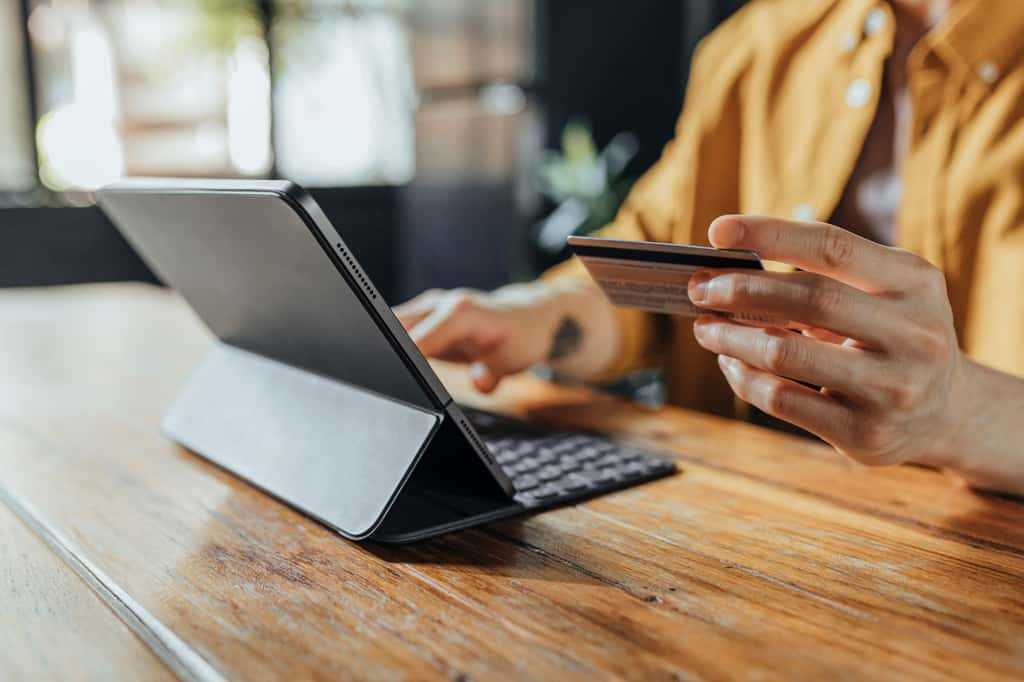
[2,284,1023,681]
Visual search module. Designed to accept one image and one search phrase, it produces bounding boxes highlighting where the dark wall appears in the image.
[0,185,513,305]
[539,0,686,176]
[0,187,402,299]
[538,0,747,177]
[1,207,157,288]
[395,184,518,301]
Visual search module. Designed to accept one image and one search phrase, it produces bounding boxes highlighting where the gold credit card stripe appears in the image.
[581,258,700,284]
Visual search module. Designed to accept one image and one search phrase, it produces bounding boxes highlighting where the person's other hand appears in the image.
[688,215,968,466]
[394,284,565,393]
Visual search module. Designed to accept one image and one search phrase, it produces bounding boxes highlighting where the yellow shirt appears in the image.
[546,0,1024,417]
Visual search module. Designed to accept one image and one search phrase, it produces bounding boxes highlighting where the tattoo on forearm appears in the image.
[548,316,583,362]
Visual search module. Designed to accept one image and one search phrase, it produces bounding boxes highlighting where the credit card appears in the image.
[567,235,775,323]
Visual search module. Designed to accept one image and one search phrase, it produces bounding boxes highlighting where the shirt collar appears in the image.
[925,0,1024,81]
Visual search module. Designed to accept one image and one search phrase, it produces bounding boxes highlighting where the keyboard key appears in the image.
[536,450,557,465]
[514,474,540,491]
[621,462,647,476]
[531,485,561,501]
[620,450,645,463]
[509,461,535,475]
[578,469,608,484]
[562,475,590,493]
[558,457,582,472]
[537,466,561,482]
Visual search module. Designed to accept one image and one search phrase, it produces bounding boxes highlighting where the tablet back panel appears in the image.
[99,183,437,411]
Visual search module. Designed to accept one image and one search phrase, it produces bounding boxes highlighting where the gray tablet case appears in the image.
[98,180,519,543]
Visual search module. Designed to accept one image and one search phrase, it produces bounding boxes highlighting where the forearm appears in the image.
[929,357,1024,496]
[526,280,623,381]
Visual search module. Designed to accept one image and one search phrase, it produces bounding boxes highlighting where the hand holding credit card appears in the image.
[567,235,782,325]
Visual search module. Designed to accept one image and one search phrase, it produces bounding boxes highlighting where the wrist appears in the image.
[496,280,582,339]
[524,280,591,331]
[536,280,619,377]
[929,357,1024,496]
[919,355,1023,495]
[918,351,977,470]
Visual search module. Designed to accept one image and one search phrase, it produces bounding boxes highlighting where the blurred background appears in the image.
[1,0,745,302]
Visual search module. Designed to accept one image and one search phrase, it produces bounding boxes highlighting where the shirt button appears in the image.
[977,61,1000,83]
[864,7,887,36]
[846,79,872,108]
[838,30,858,53]
[792,203,815,222]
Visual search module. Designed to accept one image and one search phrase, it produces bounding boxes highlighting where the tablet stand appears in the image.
[163,342,449,539]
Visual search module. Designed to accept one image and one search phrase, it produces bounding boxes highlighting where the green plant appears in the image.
[191,0,264,52]
[533,118,638,254]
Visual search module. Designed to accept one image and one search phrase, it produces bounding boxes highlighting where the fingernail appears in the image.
[693,313,717,340]
[709,217,746,248]
[718,355,737,372]
[471,363,495,392]
[689,271,710,303]
[692,319,706,342]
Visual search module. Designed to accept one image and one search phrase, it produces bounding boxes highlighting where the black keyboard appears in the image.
[461,406,677,507]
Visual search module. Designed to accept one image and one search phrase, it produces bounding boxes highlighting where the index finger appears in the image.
[409,296,488,359]
[394,289,445,329]
[708,215,917,294]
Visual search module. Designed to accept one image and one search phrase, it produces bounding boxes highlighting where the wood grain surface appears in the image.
[2,283,1023,681]
[0,496,176,682]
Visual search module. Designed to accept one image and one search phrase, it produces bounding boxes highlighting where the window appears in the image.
[408,0,538,185]
[272,2,417,185]
[272,0,538,186]
[12,0,539,194]
[0,2,35,192]
[28,0,272,191]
